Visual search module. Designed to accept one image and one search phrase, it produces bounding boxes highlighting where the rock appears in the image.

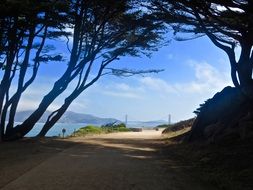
[204,123,219,139]
[187,86,253,142]
[238,121,253,139]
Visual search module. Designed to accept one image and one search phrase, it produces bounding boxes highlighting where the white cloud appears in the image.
[102,91,141,99]
[185,60,233,93]
[101,83,143,99]
[115,83,132,91]
[68,99,89,112]
[216,5,244,13]
[61,27,73,46]
[138,60,232,96]
[140,77,178,94]
[17,98,61,112]
[10,59,234,122]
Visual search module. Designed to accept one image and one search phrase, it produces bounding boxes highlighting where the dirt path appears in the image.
[1,131,215,190]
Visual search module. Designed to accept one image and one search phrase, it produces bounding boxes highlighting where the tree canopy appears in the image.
[150,0,253,142]
[0,0,165,140]
[3,0,252,140]
[151,0,253,96]
[0,0,70,140]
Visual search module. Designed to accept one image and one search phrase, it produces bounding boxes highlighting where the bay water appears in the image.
[23,121,155,137]
[25,123,88,137]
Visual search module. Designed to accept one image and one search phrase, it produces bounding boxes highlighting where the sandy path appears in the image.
[1,130,215,190]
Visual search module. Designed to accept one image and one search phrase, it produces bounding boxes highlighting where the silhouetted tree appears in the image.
[0,0,71,141]
[3,0,164,140]
[151,0,253,141]
[151,0,253,96]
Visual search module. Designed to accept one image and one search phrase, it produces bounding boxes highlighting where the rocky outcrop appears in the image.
[187,86,253,143]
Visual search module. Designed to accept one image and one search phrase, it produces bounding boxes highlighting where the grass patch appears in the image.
[73,123,130,136]
[162,118,194,134]
[74,125,102,136]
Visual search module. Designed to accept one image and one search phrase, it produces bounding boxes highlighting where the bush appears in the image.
[76,125,102,135]
[117,127,130,132]
[101,122,130,132]
[73,123,130,137]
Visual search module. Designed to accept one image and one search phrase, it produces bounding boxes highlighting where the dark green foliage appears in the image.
[74,123,130,136]
[151,0,253,91]
[151,0,253,142]
[1,0,165,140]
[101,123,130,133]
[188,86,253,142]
[0,0,71,141]
[194,86,245,116]
[36,55,64,62]
[162,118,195,134]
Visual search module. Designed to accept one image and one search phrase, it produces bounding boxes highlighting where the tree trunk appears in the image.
[4,83,68,140]
[36,62,104,137]
[0,17,19,141]
[37,86,81,137]
[5,29,35,134]
[4,22,82,140]
[0,56,16,140]
[237,42,253,98]
[37,102,70,137]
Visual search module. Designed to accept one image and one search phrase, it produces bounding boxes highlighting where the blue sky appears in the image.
[17,35,233,123]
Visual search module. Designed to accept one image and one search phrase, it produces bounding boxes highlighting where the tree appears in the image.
[150,0,253,141]
[2,0,165,140]
[0,0,70,141]
[151,0,253,96]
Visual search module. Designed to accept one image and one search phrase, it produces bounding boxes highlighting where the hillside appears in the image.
[188,86,253,142]
[14,111,120,124]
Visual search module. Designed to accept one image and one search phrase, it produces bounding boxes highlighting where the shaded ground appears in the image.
[0,138,75,189]
[0,130,216,190]
[162,130,253,190]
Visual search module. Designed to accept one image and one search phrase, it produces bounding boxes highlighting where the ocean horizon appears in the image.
[23,121,162,137]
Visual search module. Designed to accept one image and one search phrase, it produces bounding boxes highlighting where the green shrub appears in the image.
[101,122,129,132]
[76,125,102,135]
[73,123,130,137]
[116,127,130,132]
[116,123,126,128]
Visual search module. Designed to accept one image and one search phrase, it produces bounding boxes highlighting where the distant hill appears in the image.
[14,110,121,124]
[127,120,167,128]
[14,111,168,127]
